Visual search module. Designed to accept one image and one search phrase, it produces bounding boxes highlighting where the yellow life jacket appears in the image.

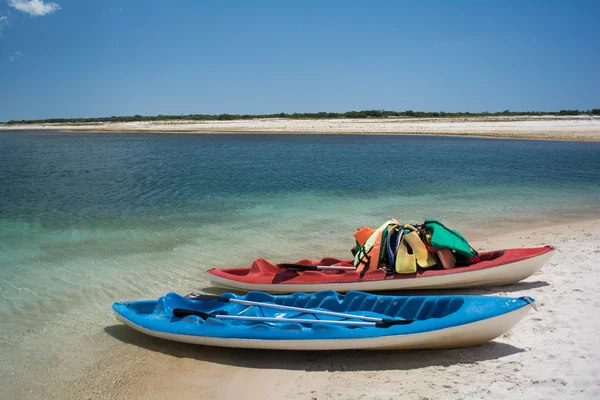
[394,224,438,274]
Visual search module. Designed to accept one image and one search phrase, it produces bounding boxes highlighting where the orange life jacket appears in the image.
[353,219,399,276]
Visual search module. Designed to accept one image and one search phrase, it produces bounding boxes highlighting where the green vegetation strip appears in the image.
[3,109,599,125]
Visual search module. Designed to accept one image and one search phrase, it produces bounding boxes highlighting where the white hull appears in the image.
[114,305,532,350]
[209,250,553,293]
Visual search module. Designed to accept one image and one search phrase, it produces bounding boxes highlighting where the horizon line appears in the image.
[3,108,600,124]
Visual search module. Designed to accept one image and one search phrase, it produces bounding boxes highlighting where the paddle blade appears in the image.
[277,264,355,271]
[375,318,414,328]
[185,293,230,302]
[172,308,213,320]
[276,263,318,271]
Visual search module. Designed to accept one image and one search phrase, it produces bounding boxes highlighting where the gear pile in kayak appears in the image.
[352,218,479,276]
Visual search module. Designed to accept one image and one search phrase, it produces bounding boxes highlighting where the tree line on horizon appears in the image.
[3,108,600,125]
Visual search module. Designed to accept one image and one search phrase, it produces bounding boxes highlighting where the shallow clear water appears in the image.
[0,131,599,395]
[1,132,600,316]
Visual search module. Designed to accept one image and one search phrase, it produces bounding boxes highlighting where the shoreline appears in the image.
[1,115,600,141]
[58,130,600,142]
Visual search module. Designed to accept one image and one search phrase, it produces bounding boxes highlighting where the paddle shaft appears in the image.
[277,264,355,271]
[186,293,391,323]
[173,308,412,327]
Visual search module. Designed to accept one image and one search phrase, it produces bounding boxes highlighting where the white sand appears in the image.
[59,219,600,400]
[2,115,600,141]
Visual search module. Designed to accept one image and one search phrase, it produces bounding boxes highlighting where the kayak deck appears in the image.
[113,291,534,350]
[208,246,554,293]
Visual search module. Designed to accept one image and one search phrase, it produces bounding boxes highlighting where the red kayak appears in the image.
[208,246,554,293]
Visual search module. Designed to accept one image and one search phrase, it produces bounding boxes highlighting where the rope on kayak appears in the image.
[520,296,538,311]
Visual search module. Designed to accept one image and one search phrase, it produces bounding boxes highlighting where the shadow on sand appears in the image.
[104,324,526,372]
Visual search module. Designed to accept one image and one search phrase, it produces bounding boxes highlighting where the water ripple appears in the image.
[0,132,599,325]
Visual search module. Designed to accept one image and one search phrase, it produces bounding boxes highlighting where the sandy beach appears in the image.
[2,115,600,141]
[52,218,600,400]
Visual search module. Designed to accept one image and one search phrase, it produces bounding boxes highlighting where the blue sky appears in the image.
[0,0,599,121]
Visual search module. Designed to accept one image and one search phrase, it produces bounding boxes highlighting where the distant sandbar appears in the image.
[2,115,600,141]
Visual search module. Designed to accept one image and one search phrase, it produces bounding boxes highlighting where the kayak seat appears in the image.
[271,271,301,284]
[476,250,505,262]
[120,300,156,315]
[396,297,464,320]
[318,298,346,312]
[250,258,285,274]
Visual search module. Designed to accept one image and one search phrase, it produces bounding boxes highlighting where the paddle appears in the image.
[184,293,411,324]
[173,308,413,328]
[276,263,355,271]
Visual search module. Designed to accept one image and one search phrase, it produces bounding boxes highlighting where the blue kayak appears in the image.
[112,290,535,350]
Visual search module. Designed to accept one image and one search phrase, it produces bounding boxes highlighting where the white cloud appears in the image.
[8,0,61,17]
[9,51,23,62]
[0,16,9,34]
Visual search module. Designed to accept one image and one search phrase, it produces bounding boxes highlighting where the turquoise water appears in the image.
[0,131,599,396]
[1,132,599,314]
